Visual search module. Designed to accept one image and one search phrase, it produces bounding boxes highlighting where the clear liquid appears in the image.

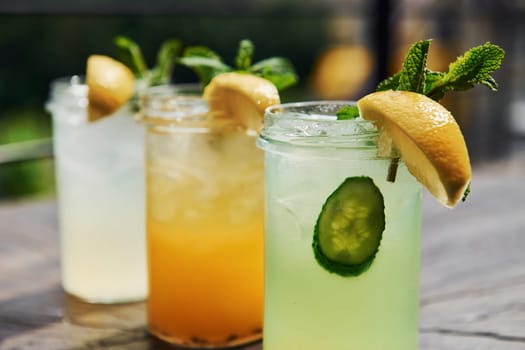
[52,105,147,303]
[262,146,421,350]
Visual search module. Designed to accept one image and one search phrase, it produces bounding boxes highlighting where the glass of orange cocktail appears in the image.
[139,84,265,348]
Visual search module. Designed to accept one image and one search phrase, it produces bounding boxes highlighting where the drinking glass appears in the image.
[139,85,264,348]
[46,76,146,303]
[257,101,422,350]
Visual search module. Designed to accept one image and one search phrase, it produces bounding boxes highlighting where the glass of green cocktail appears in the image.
[257,40,504,350]
[257,101,422,349]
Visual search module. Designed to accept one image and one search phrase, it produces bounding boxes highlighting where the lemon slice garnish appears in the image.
[86,55,135,122]
[358,90,471,208]
[203,72,280,132]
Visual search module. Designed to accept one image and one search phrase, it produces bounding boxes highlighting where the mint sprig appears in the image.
[425,42,505,101]
[114,35,182,86]
[399,39,430,93]
[336,105,359,120]
[235,39,254,70]
[150,39,183,85]
[179,39,298,91]
[249,57,298,91]
[178,46,231,86]
[376,40,504,188]
[378,40,505,101]
[114,35,149,79]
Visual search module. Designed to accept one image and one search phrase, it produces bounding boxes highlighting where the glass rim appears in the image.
[263,100,379,127]
[265,100,354,115]
[49,74,85,84]
[138,83,205,125]
[259,100,379,149]
[138,83,203,99]
[137,83,244,133]
[48,75,86,95]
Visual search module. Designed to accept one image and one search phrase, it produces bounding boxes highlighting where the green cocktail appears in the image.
[256,40,504,350]
[257,102,422,350]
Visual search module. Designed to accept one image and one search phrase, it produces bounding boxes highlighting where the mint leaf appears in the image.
[426,42,505,100]
[398,40,431,93]
[149,38,182,85]
[113,36,182,88]
[114,35,148,79]
[422,69,446,96]
[377,72,401,91]
[377,40,431,93]
[179,39,298,91]
[462,183,471,202]
[235,39,254,71]
[377,41,505,102]
[249,57,298,91]
[336,105,359,120]
[179,46,232,86]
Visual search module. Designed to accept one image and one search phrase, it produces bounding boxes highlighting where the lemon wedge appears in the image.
[86,55,136,122]
[203,72,280,132]
[357,90,471,208]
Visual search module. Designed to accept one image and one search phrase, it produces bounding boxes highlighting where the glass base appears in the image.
[148,326,262,349]
[63,288,146,305]
[62,292,146,329]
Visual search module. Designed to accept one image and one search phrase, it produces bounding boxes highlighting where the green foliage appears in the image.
[178,46,231,86]
[114,35,148,79]
[336,105,359,120]
[249,57,298,91]
[114,35,182,86]
[179,39,299,91]
[426,43,505,100]
[462,183,471,202]
[377,40,505,102]
[235,39,254,70]
[398,40,431,93]
[150,38,183,85]
[376,72,401,92]
[113,37,298,91]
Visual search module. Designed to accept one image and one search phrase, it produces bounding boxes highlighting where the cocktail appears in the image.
[258,102,421,349]
[47,74,146,303]
[137,38,296,347]
[46,38,179,303]
[258,40,504,349]
[139,74,280,348]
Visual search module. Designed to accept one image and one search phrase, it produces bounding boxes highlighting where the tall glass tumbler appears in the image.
[46,76,147,303]
[139,86,264,348]
[257,102,422,350]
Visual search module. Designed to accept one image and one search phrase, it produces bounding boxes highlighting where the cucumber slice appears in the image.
[313,176,385,276]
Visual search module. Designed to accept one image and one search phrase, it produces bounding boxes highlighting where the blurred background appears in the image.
[0,0,523,200]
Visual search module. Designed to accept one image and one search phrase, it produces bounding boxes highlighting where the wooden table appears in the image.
[1,160,524,350]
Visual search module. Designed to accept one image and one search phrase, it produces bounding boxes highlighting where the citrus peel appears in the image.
[86,55,135,122]
[203,72,280,132]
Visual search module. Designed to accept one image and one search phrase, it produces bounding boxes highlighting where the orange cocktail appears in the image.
[140,87,264,348]
[147,212,263,346]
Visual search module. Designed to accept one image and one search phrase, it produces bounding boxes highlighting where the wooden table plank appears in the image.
[419,171,525,348]
[1,161,524,349]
